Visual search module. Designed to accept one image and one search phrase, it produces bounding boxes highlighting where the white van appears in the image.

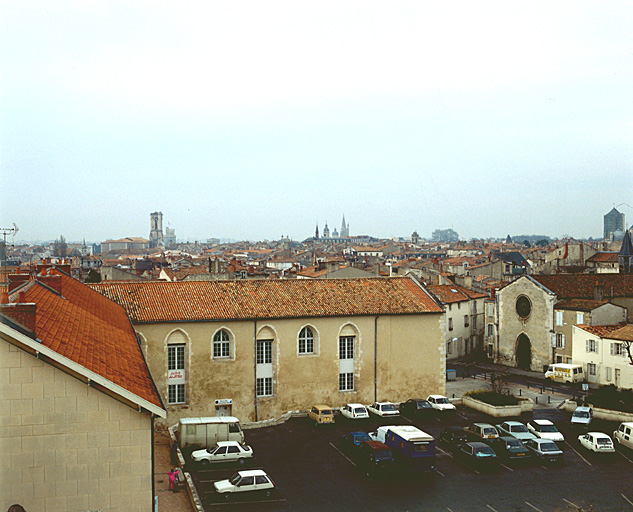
[544,364,584,383]
[613,422,633,450]
[178,416,244,450]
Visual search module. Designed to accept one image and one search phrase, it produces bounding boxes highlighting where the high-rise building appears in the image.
[604,207,625,240]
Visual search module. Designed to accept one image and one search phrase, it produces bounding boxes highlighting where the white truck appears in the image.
[177,416,244,450]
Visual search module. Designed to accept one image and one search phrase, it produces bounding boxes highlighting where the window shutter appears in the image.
[596,340,599,352]
[610,343,614,356]
[561,334,565,349]
[586,339,589,352]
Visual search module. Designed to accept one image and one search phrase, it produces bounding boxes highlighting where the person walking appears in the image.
[168,467,178,492]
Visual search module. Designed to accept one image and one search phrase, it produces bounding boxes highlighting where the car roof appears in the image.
[533,419,553,425]
[473,422,495,428]
[444,426,465,432]
[498,436,519,442]
[236,469,268,477]
[313,404,333,410]
[375,401,393,405]
[468,442,489,448]
[502,421,523,426]
[586,432,611,438]
[575,406,592,411]
[533,438,556,444]
[216,441,242,447]
[347,403,366,408]
[428,394,446,399]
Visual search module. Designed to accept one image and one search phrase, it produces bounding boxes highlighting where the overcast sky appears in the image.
[1,1,632,244]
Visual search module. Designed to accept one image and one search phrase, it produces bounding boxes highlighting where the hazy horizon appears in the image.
[2,2,632,243]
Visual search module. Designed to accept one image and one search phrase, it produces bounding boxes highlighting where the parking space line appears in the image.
[617,449,633,466]
[621,494,633,507]
[436,447,454,459]
[457,413,469,420]
[525,501,544,512]
[486,505,499,512]
[562,498,579,508]
[540,465,548,470]
[500,463,514,472]
[564,441,592,466]
[447,507,454,512]
[328,442,357,467]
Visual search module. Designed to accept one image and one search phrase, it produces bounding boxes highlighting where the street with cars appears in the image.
[184,394,633,512]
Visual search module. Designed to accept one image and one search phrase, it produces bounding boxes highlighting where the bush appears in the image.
[585,385,633,413]
[465,390,520,406]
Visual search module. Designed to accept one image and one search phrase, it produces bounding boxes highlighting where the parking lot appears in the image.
[184,400,633,512]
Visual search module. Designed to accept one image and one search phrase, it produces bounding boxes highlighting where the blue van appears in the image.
[370,425,436,471]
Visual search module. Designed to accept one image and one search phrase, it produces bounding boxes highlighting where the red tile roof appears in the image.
[554,299,610,311]
[576,323,627,338]
[586,252,619,263]
[90,277,443,323]
[9,272,162,408]
[533,274,633,299]
[427,284,487,304]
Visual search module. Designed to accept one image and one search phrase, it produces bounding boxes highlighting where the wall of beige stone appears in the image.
[137,313,444,426]
[0,340,153,512]
[497,277,555,371]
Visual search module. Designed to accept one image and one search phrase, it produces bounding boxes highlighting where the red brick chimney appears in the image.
[8,273,31,293]
[38,275,63,295]
[0,301,37,335]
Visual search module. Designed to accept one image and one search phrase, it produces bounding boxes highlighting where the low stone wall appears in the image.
[168,425,204,512]
[562,400,633,422]
[463,395,533,417]
[242,410,306,429]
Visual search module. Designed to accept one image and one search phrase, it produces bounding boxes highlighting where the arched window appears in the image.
[213,330,230,358]
[298,326,314,354]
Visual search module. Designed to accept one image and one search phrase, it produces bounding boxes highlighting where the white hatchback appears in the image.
[526,419,564,443]
[341,403,370,420]
[214,469,275,500]
[367,402,400,417]
[578,432,615,453]
[427,394,456,412]
[192,441,253,466]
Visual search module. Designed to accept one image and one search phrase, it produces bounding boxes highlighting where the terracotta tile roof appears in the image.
[428,284,487,304]
[163,266,211,280]
[554,299,610,311]
[533,274,633,299]
[10,272,162,408]
[586,252,619,263]
[90,277,443,323]
[576,323,627,338]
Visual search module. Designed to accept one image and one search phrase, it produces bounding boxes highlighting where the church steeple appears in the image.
[315,223,319,239]
[619,228,633,274]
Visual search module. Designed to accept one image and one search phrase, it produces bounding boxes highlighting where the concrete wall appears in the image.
[0,339,153,512]
[497,277,556,371]
[136,313,444,426]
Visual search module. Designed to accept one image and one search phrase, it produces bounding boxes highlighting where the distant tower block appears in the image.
[149,211,164,248]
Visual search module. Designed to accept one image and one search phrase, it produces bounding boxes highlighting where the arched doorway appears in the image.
[516,334,531,370]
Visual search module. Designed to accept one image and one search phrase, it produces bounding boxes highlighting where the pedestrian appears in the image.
[168,467,178,492]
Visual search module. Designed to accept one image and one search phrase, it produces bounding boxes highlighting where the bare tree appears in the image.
[52,235,68,258]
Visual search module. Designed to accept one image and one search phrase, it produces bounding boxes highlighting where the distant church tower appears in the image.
[341,215,349,238]
[323,222,330,238]
[149,212,164,248]
[315,223,319,239]
[619,228,633,274]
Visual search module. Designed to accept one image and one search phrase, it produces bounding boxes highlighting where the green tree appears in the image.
[85,268,101,283]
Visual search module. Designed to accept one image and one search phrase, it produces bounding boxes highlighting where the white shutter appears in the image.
[586,339,589,352]
[561,334,565,349]
[610,343,614,356]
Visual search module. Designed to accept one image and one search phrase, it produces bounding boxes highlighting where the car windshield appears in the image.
[573,411,590,418]
[539,424,558,433]
[375,450,392,461]
[476,446,495,456]
[436,397,449,404]
[209,446,220,454]
[596,438,611,445]
[417,402,431,409]
[382,404,397,411]
[229,474,242,485]
[541,442,559,452]
[511,425,528,433]
[483,428,497,435]
[354,408,367,414]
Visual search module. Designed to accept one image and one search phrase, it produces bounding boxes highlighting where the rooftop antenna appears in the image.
[0,224,19,303]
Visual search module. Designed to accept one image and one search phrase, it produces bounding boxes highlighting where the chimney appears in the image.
[8,273,31,293]
[38,275,63,295]
[0,301,37,336]
[593,281,604,301]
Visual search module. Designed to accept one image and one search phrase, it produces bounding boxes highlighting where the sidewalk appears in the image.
[154,430,196,512]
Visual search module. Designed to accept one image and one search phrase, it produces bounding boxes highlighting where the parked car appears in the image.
[613,422,633,450]
[308,405,335,426]
[577,432,615,453]
[341,403,370,420]
[339,431,372,453]
[570,406,593,429]
[356,441,396,476]
[525,438,564,464]
[464,423,499,441]
[439,426,469,451]
[400,398,434,419]
[495,421,536,443]
[367,401,400,417]
[456,442,499,471]
[192,441,253,466]
[427,394,456,412]
[526,419,564,442]
[213,469,276,500]
[488,436,532,462]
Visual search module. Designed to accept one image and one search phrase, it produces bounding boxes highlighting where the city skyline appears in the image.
[2,2,632,243]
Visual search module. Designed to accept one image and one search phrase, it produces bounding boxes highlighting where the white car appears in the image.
[578,432,615,453]
[341,403,370,420]
[367,401,400,417]
[214,469,275,500]
[427,394,456,412]
[192,441,254,465]
[526,419,564,442]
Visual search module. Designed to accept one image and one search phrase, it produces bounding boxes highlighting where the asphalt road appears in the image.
[186,405,633,512]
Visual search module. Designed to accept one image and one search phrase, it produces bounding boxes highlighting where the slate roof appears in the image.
[620,230,633,257]
[533,274,633,299]
[8,271,162,408]
[90,277,443,324]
